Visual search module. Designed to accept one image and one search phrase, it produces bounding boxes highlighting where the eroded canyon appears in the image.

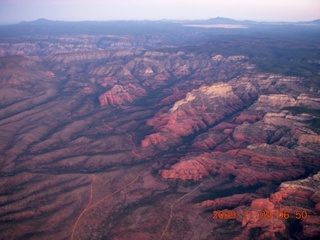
[0,19,320,240]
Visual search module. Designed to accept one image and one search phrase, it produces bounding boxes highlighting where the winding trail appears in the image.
[103,121,143,158]
[70,172,144,240]
[103,122,113,130]
[118,128,144,158]
[160,181,207,240]
[103,120,209,240]
[70,175,96,240]
[70,121,145,240]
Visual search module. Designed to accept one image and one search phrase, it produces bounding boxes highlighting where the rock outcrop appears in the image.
[141,82,258,150]
[99,84,147,106]
[160,144,303,184]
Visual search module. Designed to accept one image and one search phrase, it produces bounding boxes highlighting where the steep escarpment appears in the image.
[157,72,320,234]
[99,84,147,106]
[160,144,303,183]
[141,82,258,150]
[156,73,320,225]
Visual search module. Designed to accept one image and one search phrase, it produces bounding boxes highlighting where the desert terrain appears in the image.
[0,18,319,239]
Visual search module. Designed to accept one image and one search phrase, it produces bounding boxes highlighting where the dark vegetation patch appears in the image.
[282,106,320,133]
[282,106,320,116]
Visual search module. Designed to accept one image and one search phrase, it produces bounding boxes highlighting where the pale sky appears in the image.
[0,0,319,24]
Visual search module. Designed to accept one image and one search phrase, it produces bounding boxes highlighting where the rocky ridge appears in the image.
[99,84,147,106]
[141,81,258,150]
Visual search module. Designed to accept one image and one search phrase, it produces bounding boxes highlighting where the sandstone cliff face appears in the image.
[160,144,303,185]
[158,86,320,176]
[154,72,320,240]
[141,82,258,150]
[99,84,147,106]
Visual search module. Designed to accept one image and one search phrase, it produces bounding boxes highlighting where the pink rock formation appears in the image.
[160,144,304,186]
[99,83,146,106]
[141,82,258,150]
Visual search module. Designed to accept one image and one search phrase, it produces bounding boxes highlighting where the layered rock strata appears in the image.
[141,82,258,150]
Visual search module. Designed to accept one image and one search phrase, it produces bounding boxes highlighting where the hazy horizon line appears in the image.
[1,16,319,26]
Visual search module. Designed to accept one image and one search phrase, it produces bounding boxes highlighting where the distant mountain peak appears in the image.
[209,17,234,21]
[18,18,55,25]
[34,18,52,22]
[207,17,237,23]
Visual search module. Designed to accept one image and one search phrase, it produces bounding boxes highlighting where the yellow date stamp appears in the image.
[212,209,308,220]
